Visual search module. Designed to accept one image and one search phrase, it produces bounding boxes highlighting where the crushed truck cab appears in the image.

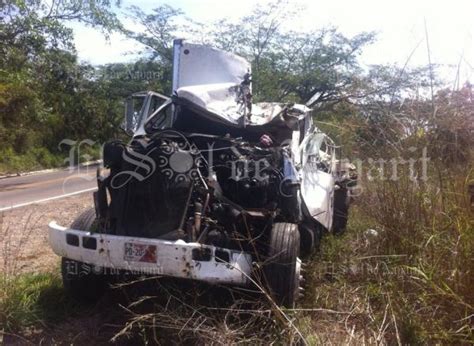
[49,39,354,307]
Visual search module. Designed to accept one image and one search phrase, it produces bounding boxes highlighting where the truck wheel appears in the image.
[62,208,107,302]
[264,222,301,307]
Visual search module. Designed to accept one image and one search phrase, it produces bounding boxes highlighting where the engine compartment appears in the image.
[97,129,302,253]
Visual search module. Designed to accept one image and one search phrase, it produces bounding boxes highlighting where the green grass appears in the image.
[0,272,83,332]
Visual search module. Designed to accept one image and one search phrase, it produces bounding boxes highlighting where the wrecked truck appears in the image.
[48,39,354,307]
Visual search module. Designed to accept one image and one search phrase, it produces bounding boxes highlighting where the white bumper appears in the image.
[48,222,252,285]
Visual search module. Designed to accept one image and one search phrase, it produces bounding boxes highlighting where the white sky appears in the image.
[70,0,474,85]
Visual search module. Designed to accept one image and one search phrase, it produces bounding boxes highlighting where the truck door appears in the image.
[300,132,336,230]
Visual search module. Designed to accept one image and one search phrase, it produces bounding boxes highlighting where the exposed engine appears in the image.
[97,130,300,253]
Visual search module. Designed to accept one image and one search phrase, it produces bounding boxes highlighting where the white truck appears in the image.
[49,39,354,307]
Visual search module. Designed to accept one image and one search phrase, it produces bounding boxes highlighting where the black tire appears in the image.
[264,222,301,307]
[332,188,350,235]
[62,208,107,302]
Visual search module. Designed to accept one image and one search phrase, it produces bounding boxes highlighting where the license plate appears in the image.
[124,242,157,263]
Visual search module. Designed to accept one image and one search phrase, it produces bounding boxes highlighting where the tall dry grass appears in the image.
[358,167,473,341]
[306,83,474,344]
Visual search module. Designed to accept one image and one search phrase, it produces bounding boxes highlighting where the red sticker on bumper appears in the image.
[124,243,157,263]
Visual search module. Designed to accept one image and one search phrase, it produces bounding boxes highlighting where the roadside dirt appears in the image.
[0,194,94,275]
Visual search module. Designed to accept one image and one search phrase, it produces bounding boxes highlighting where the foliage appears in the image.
[0,0,125,173]
[0,0,379,173]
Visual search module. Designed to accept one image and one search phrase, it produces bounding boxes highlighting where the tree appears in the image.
[123,1,375,104]
[0,0,124,170]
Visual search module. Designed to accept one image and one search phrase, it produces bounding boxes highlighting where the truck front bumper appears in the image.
[48,221,253,285]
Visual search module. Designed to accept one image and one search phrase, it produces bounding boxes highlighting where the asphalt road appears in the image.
[0,165,98,211]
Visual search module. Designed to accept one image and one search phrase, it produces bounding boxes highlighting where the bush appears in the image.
[0,147,65,174]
